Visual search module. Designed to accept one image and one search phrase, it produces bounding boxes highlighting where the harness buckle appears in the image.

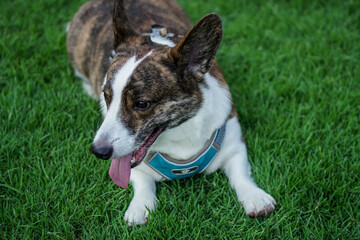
[150,24,169,38]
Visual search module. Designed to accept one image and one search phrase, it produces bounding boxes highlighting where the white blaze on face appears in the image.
[94,51,153,158]
[99,73,108,117]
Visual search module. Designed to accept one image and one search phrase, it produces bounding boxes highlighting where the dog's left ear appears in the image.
[113,0,139,48]
[169,13,222,78]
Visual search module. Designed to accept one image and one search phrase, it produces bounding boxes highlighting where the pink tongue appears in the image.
[109,154,132,189]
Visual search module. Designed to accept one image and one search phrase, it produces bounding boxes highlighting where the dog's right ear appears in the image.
[113,0,139,48]
[168,14,223,79]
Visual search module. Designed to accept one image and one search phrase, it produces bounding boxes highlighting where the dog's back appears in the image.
[67,0,192,96]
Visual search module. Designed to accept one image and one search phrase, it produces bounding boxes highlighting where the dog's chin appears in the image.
[109,126,164,189]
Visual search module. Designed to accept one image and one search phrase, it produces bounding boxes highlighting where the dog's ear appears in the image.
[169,13,222,78]
[113,0,139,48]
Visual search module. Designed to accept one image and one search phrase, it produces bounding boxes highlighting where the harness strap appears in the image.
[109,24,184,63]
[144,124,226,180]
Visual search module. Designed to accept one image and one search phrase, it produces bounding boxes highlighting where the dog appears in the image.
[67,0,276,225]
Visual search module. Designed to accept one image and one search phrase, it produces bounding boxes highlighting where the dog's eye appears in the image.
[134,101,151,111]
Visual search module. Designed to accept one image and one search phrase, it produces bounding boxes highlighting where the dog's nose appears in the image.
[91,141,113,160]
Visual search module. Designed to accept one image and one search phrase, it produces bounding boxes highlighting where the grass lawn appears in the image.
[1,0,359,238]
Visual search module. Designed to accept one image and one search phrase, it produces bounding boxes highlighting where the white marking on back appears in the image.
[94,51,153,157]
[65,22,70,32]
[74,67,97,99]
[150,36,176,47]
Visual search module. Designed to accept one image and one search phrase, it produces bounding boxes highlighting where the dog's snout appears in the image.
[91,141,113,160]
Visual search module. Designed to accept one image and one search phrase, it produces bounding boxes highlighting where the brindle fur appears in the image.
[68,0,228,145]
[67,0,192,96]
[67,0,276,224]
[67,0,227,97]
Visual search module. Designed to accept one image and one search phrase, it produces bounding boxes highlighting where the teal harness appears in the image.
[144,124,226,180]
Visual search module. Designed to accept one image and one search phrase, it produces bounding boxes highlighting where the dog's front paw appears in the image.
[124,199,156,226]
[240,188,276,217]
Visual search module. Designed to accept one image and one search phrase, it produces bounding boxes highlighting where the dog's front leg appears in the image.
[125,169,157,225]
[222,121,276,217]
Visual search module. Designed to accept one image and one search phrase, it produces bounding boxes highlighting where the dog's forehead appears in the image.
[106,46,174,89]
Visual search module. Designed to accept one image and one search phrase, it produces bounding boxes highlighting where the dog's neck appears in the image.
[151,73,232,161]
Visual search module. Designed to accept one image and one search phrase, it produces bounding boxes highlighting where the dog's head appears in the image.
[91,0,223,188]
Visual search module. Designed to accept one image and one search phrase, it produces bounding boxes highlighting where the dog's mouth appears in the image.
[109,126,164,188]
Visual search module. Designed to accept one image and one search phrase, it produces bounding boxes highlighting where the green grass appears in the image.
[1,0,359,239]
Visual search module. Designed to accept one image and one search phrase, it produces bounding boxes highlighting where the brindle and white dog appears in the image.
[67,0,276,225]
